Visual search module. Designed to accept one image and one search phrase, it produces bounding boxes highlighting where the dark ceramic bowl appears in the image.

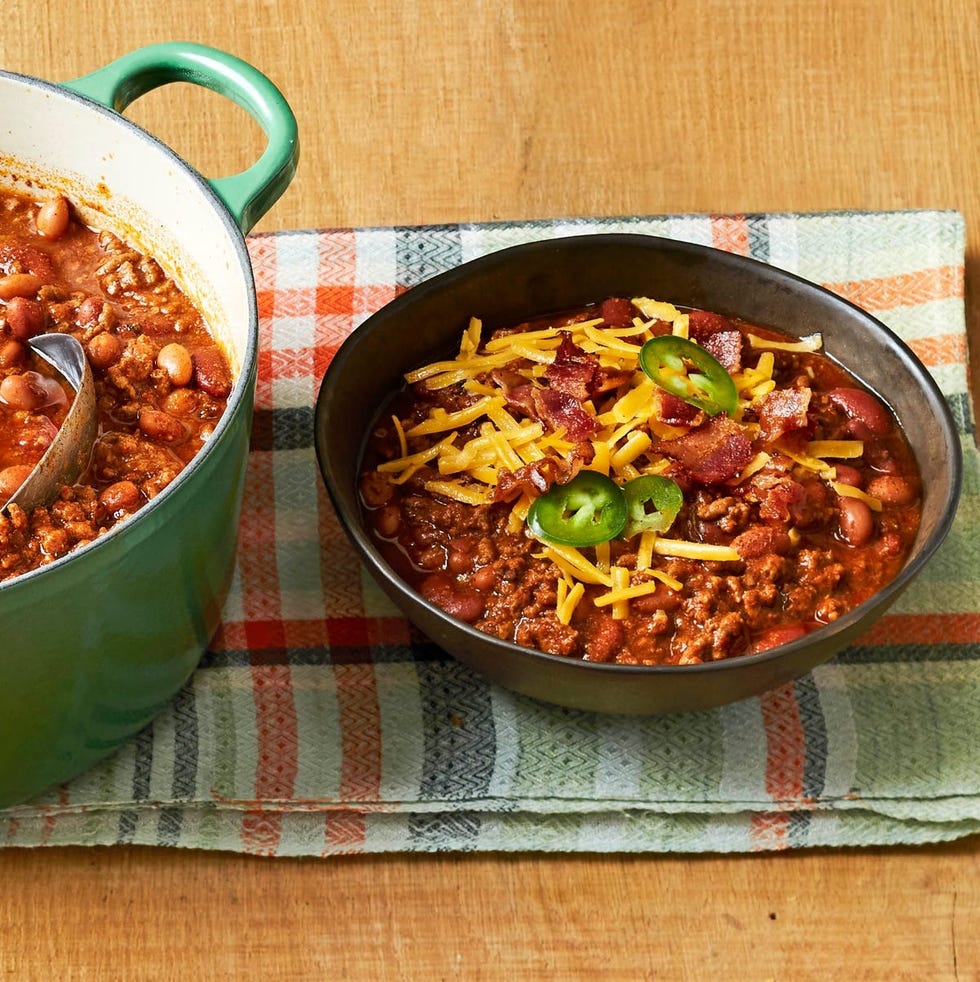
[314,234,961,714]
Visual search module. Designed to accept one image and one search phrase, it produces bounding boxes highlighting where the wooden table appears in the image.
[3,1,979,977]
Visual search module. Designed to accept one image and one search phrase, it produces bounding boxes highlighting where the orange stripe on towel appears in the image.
[760,683,806,802]
[822,265,963,312]
[864,613,980,647]
[906,333,966,368]
[710,215,752,256]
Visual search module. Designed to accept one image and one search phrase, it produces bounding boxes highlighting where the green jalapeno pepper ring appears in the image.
[526,470,628,547]
[622,474,683,538]
[639,335,738,416]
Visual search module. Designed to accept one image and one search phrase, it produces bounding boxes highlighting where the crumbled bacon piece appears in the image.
[687,309,736,340]
[657,391,702,427]
[533,388,598,442]
[759,387,812,442]
[493,457,575,503]
[701,330,743,373]
[654,415,753,485]
[600,297,634,327]
[543,333,598,400]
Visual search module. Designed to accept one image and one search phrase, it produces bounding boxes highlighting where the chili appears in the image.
[361,297,922,666]
[0,187,232,581]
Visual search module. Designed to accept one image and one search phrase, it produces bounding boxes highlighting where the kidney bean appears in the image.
[138,407,187,443]
[866,474,915,506]
[751,624,807,652]
[838,496,874,546]
[731,524,792,559]
[865,444,899,474]
[0,273,43,301]
[99,480,141,515]
[419,572,486,623]
[828,387,891,436]
[4,296,47,339]
[86,332,122,370]
[157,342,193,386]
[0,340,26,369]
[447,548,474,575]
[471,565,496,591]
[0,464,33,500]
[192,348,232,398]
[35,196,71,240]
[832,464,863,488]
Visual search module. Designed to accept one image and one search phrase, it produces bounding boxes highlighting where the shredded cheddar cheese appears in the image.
[747,332,823,353]
[806,440,865,459]
[831,482,883,511]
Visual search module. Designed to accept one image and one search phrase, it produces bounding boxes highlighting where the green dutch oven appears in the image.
[0,43,299,807]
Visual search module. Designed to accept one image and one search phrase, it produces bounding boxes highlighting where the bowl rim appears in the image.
[0,70,258,594]
[315,231,964,678]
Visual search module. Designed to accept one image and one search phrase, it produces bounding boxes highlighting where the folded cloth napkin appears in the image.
[2,211,977,856]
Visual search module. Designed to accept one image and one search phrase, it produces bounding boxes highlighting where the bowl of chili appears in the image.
[315,234,961,716]
[0,44,298,806]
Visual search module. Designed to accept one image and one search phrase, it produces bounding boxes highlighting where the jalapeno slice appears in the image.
[526,471,628,547]
[639,335,738,416]
[622,474,683,538]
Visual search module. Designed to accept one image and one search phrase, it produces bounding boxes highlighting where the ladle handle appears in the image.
[60,42,299,234]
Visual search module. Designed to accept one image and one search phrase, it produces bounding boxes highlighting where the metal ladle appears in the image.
[3,333,98,512]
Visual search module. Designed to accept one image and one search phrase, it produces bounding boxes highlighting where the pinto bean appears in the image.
[360,470,394,508]
[192,348,232,398]
[372,503,401,538]
[86,331,123,370]
[138,407,187,443]
[157,342,193,386]
[0,273,43,301]
[99,480,141,515]
[838,496,874,546]
[866,474,915,506]
[0,372,48,410]
[828,387,892,436]
[77,296,113,329]
[0,339,27,369]
[4,296,47,339]
[0,464,33,500]
[35,196,71,240]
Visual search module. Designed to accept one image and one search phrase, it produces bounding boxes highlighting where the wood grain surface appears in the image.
[2,1,979,978]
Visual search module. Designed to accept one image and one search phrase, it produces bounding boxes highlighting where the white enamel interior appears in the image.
[0,71,254,379]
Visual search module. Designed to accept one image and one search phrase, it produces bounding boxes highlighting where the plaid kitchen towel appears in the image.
[2,211,977,856]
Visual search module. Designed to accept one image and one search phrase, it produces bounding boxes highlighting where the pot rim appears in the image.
[315,231,964,680]
[0,68,259,593]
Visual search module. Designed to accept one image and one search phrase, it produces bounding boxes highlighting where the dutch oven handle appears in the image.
[61,42,299,234]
